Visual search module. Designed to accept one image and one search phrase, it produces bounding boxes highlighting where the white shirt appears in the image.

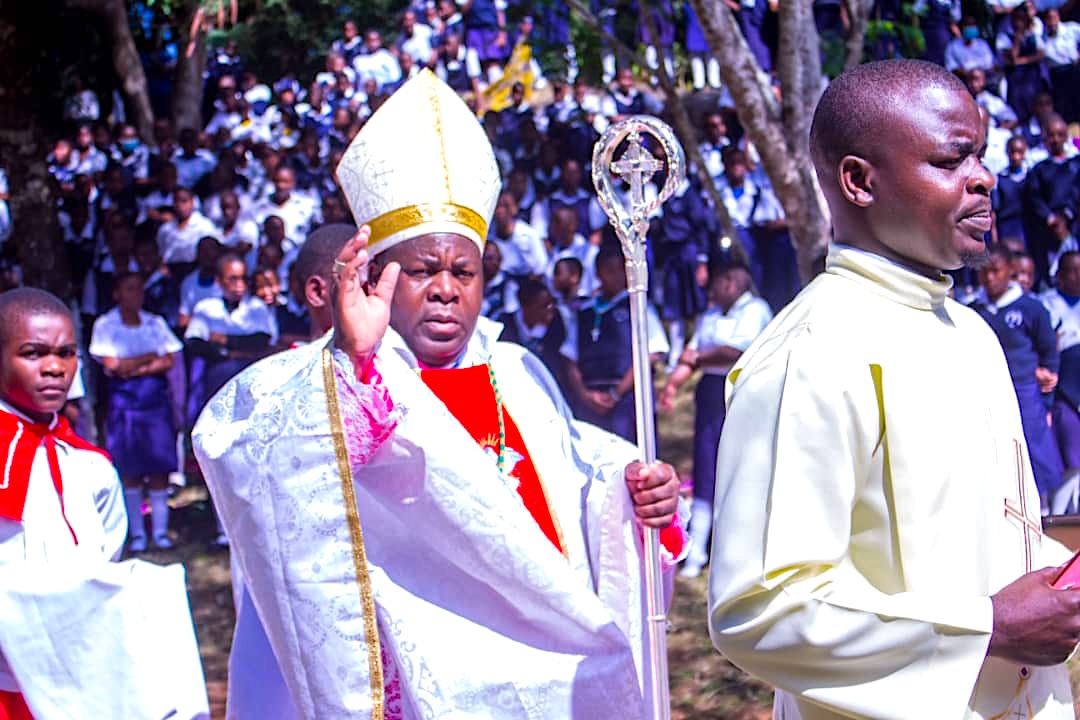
[1040,289,1080,352]
[1043,21,1080,66]
[179,271,224,318]
[248,195,318,253]
[156,211,220,264]
[546,234,600,297]
[718,176,785,228]
[975,90,1018,128]
[982,124,1013,176]
[352,48,402,90]
[397,24,434,64]
[687,292,774,374]
[170,149,218,190]
[186,295,278,345]
[217,218,260,250]
[89,308,183,361]
[489,220,548,277]
[560,291,670,362]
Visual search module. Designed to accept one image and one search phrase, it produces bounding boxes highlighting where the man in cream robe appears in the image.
[194,70,685,719]
[707,60,1077,719]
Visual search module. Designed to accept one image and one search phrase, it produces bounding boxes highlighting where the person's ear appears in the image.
[306,276,326,309]
[838,154,874,208]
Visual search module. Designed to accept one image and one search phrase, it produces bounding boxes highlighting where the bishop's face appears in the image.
[382,233,484,368]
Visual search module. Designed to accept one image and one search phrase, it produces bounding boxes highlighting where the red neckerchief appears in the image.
[0,408,110,544]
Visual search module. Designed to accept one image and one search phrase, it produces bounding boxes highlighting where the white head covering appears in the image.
[335,69,502,257]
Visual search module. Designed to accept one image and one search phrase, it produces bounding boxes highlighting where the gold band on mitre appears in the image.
[367,203,488,248]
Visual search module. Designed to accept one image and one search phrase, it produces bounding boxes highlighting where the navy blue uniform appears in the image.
[655,183,711,321]
[497,310,568,389]
[993,169,1027,244]
[970,291,1064,496]
[574,293,657,447]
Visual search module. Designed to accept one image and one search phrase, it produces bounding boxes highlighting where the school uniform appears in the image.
[531,188,597,241]
[993,166,1027,243]
[913,0,961,66]
[1041,289,1080,474]
[156,211,220,267]
[489,220,547,281]
[655,180,712,322]
[169,149,218,191]
[718,174,799,311]
[89,309,183,479]
[143,268,181,330]
[179,270,223,320]
[997,29,1050,124]
[565,291,668,444]
[247,194,318,254]
[274,298,310,341]
[546,234,600,298]
[498,308,568,387]
[1024,155,1080,282]
[482,271,516,319]
[184,295,277,426]
[81,254,140,318]
[686,293,773,504]
[970,284,1064,499]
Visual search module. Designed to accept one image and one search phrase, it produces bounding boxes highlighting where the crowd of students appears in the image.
[3,0,1080,580]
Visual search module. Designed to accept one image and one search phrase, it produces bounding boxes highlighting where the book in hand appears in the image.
[1051,550,1080,589]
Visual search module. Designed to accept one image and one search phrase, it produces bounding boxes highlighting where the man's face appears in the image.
[1047,119,1069,157]
[862,84,995,273]
[344,21,358,40]
[552,261,579,295]
[1008,139,1027,169]
[967,69,986,95]
[493,194,517,229]
[175,191,195,221]
[76,126,93,150]
[0,313,78,422]
[1011,256,1036,292]
[706,114,727,144]
[197,238,221,272]
[114,274,145,313]
[1047,8,1061,33]
[521,289,555,328]
[561,161,582,191]
[978,255,1013,299]
[403,11,416,32]
[710,268,748,309]
[384,234,483,368]
[482,241,501,281]
[617,69,634,92]
[218,260,248,303]
[265,217,286,244]
[273,169,295,199]
[723,154,747,185]
[134,242,160,274]
[365,31,381,52]
[550,209,577,246]
[1058,256,1080,295]
[220,193,240,224]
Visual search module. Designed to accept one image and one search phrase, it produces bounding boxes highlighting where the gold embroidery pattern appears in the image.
[427,78,452,200]
[366,203,488,247]
[321,347,384,719]
[1004,438,1040,573]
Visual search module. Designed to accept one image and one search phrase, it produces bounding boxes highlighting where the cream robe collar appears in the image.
[827,244,953,311]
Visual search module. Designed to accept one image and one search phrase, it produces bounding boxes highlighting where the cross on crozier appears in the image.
[610,130,664,214]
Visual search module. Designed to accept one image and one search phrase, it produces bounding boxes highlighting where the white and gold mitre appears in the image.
[335,69,501,256]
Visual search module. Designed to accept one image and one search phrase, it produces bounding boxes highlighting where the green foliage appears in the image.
[220,0,402,82]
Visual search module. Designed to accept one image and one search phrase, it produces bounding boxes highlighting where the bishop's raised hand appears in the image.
[331,226,401,378]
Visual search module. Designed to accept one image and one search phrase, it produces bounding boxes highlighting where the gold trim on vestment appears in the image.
[366,203,488,247]
[321,346,384,719]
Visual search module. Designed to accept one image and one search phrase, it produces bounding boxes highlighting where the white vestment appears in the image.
[0,402,209,719]
[194,318,681,719]
[708,246,1075,719]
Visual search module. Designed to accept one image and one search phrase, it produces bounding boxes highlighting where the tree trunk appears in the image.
[67,0,156,141]
[172,4,208,133]
[0,9,70,297]
[843,0,875,71]
[689,0,831,278]
[565,0,740,247]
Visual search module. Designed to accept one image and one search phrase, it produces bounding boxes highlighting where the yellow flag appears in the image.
[483,41,534,113]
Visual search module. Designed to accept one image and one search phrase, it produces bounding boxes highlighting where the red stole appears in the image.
[0,691,32,720]
[0,409,110,544]
[419,364,564,555]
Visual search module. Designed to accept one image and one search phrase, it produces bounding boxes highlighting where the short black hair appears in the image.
[553,255,583,278]
[0,288,74,347]
[216,252,246,276]
[595,241,625,272]
[293,223,356,285]
[516,277,551,307]
[810,59,968,177]
[985,243,1013,264]
[707,257,751,285]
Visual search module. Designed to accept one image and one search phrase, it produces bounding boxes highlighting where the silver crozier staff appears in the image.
[591,116,685,720]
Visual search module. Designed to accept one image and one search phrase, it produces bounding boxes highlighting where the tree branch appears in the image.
[843,0,874,71]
